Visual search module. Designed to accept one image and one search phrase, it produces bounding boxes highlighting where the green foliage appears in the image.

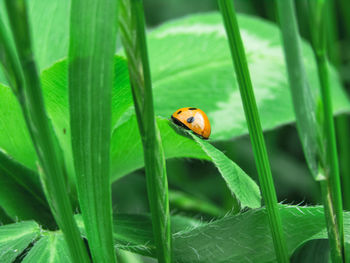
[190,132,261,208]
[68,0,118,262]
[0,0,89,262]
[217,0,288,261]
[145,14,349,140]
[0,221,40,263]
[0,151,53,227]
[0,1,349,262]
[119,0,172,261]
[276,1,345,262]
[104,206,348,263]
[22,233,72,263]
[0,13,348,184]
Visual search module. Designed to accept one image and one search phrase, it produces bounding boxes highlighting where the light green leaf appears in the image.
[189,132,261,208]
[0,12,349,185]
[22,232,72,263]
[147,13,350,140]
[0,221,40,263]
[111,116,209,181]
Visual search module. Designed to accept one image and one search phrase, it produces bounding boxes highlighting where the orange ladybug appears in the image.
[171,107,211,139]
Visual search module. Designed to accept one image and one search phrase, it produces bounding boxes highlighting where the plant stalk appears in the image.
[309,1,345,261]
[119,0,172,262]
[217,0,289,262]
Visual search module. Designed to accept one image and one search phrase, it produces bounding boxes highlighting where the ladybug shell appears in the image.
[171,107,211,139]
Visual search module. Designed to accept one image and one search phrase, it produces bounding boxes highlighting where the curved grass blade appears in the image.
[217,0,289,261]
[119,0,172,262]
[68,0,118,262]
[0,1,90,262]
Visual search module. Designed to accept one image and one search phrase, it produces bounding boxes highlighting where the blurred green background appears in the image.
[112,0,350,218]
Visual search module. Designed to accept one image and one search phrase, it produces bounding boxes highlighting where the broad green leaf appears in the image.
[0,12,349,185]
[189,132,261,208]
[147,13,350,140]
[111,206,350,263]
[0,221,40,263]
[111,116,209,181]
[22,232,72,263]
[0,56,208,183]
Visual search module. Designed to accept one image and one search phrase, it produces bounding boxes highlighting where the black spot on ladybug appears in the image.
[177,110,182,114]
[187,117,195,123]
[63,128,66,134]
[171,116,190,130]
[188,107,197,110]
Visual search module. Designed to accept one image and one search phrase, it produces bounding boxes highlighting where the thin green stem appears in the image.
[337,115,350,210]
[309,1,345,261]
[119,0,172,262]
[217,0,289,262]
[316,53,344,262]
[1,1,90,262]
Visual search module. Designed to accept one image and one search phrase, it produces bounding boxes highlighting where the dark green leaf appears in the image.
[0,150,53,227]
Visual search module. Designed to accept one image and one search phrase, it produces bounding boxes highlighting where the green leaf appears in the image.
[0,150,53,227]
[68,0,118,262]
[291,239,330,263]
[0,84,37,171]
[0,13,349,185]
[189,132,261,208]
[0,221,40,263]
[111,116,209,181]
[147,13,350,141]
[22,232,72,263]
[110,206,350,263]
[76,213,201,257]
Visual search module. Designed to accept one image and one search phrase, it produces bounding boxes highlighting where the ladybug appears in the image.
[171,107,211,139]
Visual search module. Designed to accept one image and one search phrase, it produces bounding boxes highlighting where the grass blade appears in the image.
[276,1,320,179]
[309,1,344,261]
[0,1,90,262]
[276,0,344,262]
[216,0,289,261]
[119,0,172,262]
[68,0,118,262]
